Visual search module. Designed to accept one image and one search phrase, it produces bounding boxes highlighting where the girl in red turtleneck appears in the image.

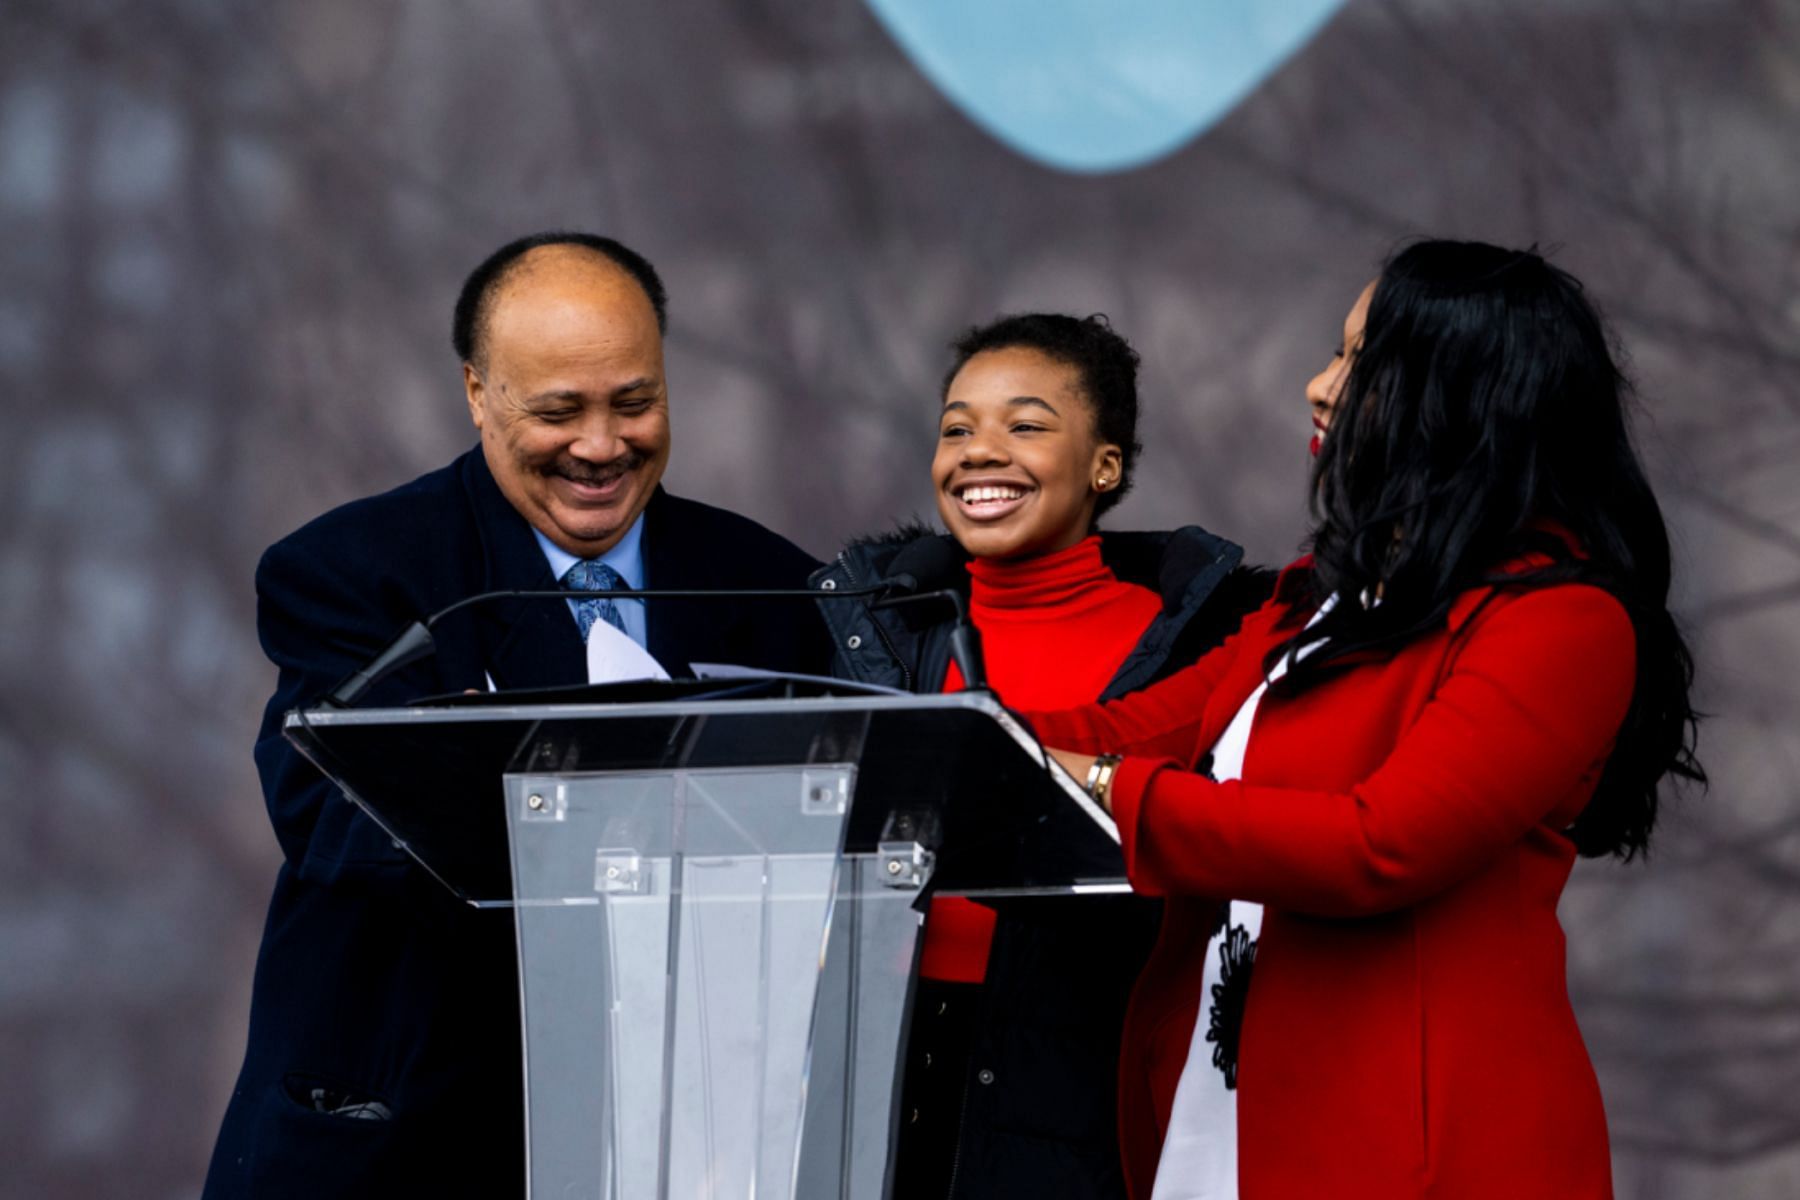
[814,314,1270,1199]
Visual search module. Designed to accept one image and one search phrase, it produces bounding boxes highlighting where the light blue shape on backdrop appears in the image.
[863,0,1348,174]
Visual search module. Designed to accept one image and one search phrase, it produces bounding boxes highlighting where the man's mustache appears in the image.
[549,451,647,486]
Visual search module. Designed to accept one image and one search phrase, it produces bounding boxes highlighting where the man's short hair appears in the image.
[452,231,669,365]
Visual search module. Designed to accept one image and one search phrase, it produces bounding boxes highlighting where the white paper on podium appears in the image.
[585,618,670,683]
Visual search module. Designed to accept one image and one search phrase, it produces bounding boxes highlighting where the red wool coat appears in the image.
[1027,560,1635,1199]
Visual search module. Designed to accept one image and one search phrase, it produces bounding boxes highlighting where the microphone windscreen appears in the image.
[886,535,965,593]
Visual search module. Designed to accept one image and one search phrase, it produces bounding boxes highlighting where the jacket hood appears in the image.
[812,524,1260,698]
[818,524,1244,617]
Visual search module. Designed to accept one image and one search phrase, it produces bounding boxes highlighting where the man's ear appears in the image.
[463,363,485,431]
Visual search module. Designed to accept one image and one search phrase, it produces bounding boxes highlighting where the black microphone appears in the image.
[882,534,965,595]
[869,588,986,692]
[325,621,438,710]
[323,574,971,708]
[947,609,988,692]
[848,536,986,690]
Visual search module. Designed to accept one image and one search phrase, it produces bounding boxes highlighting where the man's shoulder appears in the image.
[275,454,470,547]
[649,489,821,577]
[259,452,480,588]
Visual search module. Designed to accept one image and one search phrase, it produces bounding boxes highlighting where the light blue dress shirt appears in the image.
[533,517,648,648]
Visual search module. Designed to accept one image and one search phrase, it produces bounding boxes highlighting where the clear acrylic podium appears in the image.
[286,689,1126,1199]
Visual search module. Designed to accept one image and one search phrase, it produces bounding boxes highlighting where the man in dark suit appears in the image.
[204,233,829,1198]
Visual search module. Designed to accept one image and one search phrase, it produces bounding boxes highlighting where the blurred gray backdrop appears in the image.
[3,0,1797,1196]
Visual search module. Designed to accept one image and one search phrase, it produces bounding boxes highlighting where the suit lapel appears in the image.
[641,488,723,674]
[460,450,589,690]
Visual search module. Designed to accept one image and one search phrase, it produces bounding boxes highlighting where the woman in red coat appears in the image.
[1034,240,1703,1199]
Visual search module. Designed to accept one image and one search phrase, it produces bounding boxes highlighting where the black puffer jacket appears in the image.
[810,526,1275,1199]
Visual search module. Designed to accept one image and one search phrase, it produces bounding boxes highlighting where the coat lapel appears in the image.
[459,450,589,690]
[639,488,718,673]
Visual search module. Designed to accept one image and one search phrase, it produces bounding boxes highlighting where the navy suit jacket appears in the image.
[205,448,828,1198]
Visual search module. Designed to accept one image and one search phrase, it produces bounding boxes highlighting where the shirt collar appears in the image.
[533,515,647,589]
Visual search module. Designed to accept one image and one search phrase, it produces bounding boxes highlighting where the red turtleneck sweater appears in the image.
[921,535,1164,982]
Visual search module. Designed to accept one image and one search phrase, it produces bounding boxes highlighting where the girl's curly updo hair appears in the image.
[943,312,1144,518]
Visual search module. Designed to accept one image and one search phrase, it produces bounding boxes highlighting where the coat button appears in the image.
[846,635,862,649]
[820,579,837,590]
[977,1068,995,1085]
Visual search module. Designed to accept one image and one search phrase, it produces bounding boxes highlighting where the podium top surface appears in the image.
[285,688,1125,904]
[288,687,1018,729]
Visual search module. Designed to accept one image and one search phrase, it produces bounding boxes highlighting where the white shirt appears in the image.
[1151,597,1335,1200]
[532,517,648,649]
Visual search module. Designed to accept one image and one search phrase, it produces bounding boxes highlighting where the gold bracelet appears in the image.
[1084,753,1124,811]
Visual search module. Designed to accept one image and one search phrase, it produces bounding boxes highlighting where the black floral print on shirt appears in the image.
[1206,922,1257,1090]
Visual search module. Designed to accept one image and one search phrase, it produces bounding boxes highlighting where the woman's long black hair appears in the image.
[1281,239,1703,860]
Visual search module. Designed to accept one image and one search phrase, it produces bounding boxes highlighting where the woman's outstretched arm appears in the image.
[1023,590,1288,761]
[1095,584,1635,915]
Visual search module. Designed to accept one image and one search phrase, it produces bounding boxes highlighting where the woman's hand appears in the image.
[1046,747,1104,809]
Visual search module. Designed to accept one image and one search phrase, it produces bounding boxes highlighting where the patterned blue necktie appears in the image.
[561,559,629,642]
